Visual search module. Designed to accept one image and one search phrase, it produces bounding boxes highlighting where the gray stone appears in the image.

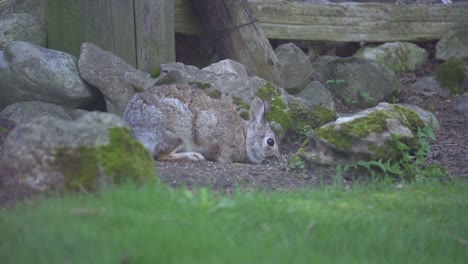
[409,76,450,98]
[436,28,468,61]
[299,102,435,165]
[454,95,468,118]
[0,41,98,111]
[354,42,428,73]
[293,81,335,110]
[312,55,339,82]
[202,59,248,77]
[0,101,87,125]
[0,0,42,18]
[159,62,270,105]
[78,42,153,115]
[321,57,401,108]
[0,13,45,49]
[0,112,155,196]
[275,43,314,94]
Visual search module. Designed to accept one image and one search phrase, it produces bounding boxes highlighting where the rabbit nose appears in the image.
[264,153,282,164]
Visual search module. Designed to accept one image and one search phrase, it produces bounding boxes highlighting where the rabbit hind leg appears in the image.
[157,140,206,161]
[161,151,206,161]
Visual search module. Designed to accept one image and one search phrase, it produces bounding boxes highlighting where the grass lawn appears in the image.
[0,179,467,264]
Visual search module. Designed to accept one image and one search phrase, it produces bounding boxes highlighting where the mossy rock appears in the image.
[310,103,425,163]
[56,127,156,191]
[255,83,292,132]
[434,59,466,95]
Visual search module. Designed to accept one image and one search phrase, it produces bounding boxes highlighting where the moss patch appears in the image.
[189,82,212,89]
[289,103,337,133]
[239,111,250,120]
[207,89,222,99]
[315,125,354,151]
[232,96,251,110]
[151,67,161,78]
[255,83,292,131]
[56,127,155,192]
[434,59,466,95]
[390,105,425,133]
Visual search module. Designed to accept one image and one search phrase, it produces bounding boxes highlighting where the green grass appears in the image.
[1,180,467,264]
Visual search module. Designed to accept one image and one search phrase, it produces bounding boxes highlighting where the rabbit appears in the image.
[123,84,282,164]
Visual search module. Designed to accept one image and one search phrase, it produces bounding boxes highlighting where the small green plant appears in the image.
[340,122,449,181]
[361,92,374,103]
[390,96,399,104]
[285,151,306,172]
[297,125,313,140]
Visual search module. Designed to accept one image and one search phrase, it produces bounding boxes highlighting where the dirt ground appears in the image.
[0,44,467,197]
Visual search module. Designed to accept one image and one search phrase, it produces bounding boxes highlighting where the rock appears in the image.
[0,101,87,125]
[293,81,335,110]
[285,94,338,135]
[0,13,45,49]
[202,59,248,77]
[0,112,155,197]
[311,55,339,82]
[0,115,15,153]
[436,28,468,61]
[454,95,468,118]
[159,62,268,105]
[275,43,314,94]
[354,42,428,73]
[321,57,401,108]
[409,76,450,98]
[0,41,98,111]
[434,59,466,95]
[299,103,432,165]
[78,42,153,115]
[0,0,42,18]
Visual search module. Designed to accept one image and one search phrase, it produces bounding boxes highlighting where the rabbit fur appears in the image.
[123,84,281,164]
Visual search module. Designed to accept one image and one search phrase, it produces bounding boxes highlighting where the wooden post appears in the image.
[190,0,281,86]
[42,0,175,72]
[134,0,175,72]
[43,0,137,66]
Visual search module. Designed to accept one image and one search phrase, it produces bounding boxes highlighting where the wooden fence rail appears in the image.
[176,0,468,42]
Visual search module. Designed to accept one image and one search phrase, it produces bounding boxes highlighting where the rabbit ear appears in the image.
[250,97,269,125]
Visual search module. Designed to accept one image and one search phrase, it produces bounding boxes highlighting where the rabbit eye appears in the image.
[266,138,275,147]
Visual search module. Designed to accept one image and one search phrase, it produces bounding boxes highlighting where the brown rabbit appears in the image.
[123,84,281,164]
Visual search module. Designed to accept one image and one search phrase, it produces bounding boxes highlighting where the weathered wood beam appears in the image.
[176,0,468,42]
